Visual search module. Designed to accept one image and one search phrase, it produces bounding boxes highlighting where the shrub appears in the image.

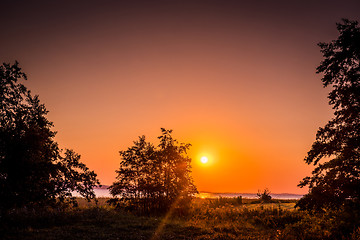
[257,188,272,202]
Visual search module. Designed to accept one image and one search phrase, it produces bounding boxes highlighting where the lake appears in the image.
[90,188,303,199]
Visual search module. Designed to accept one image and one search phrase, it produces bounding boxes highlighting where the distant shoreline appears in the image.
[91,187,303,199]
[196,192,302,199]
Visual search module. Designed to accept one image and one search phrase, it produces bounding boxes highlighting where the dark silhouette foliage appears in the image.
[0,62,100,214]
[297,19,360,211]
[109,128,198,214]
[257,188,272,202]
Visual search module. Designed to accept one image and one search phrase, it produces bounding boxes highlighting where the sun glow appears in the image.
[200,156,208,164]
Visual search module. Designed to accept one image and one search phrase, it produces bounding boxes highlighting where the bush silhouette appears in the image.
[257,188,272,202]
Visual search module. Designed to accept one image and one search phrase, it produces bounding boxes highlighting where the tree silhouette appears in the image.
[109,128,197,213]
[297,19,360,210]
[0,62,100,214]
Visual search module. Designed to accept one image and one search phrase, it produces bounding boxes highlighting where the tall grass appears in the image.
[1,197,359,239]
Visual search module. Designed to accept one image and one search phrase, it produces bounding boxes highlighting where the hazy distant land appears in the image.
[90,186,303,199]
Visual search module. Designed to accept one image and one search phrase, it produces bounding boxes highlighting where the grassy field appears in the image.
[1,197,358,240]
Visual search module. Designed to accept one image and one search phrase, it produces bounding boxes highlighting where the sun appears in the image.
[200,156,208,164]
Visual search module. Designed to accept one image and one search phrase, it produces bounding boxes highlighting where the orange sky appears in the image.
[1,0,360,194]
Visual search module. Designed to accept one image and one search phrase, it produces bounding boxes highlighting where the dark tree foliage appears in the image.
[109,128,198,214]
[257,188,272,202]
[297,19,360,211]
[0,62,100,214]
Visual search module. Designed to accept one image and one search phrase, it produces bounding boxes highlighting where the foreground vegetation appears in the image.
[1,197,360,240]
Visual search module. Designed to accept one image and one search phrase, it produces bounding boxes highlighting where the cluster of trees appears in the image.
[0,62,100,215]
[297,19,360,212]
[109,128,198,213]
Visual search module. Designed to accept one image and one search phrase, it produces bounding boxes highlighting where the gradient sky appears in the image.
[1,0,360,194]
